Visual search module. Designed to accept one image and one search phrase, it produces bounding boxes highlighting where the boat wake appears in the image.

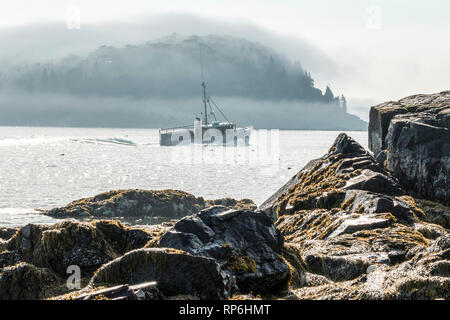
[75,137,137,146]
[0,136,138,147]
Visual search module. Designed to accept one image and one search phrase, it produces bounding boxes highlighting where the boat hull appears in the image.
[160,126,252,146]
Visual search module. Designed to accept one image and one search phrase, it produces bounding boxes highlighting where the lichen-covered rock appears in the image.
[369,91,450,205]
[43,189,207,219]
[260,133,405,219]
[0,262,60,300]
[1,220,152,276]
[157,206,291,294]
[261,133,449,299]
[41,189,257,221]
[90,248,232,300]
[286,234,450,300]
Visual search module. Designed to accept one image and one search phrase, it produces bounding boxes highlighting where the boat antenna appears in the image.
[199,44,208,125]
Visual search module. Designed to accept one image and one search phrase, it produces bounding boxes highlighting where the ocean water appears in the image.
[0,127,368,227]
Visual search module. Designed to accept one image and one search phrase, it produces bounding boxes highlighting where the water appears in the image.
[0,127,368,227]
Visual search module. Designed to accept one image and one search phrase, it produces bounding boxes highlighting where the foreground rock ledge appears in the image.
[0,210,287,299]
[260,133,450,299]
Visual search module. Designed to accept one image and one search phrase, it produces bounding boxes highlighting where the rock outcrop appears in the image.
[0,220,152,276]
[260,133,450,299]
[42,189,256,221]
[0,262,60,300]
[157,206,291,295]
[260,133,405,219]
[286,234,450,300]
[369,91,450,205]
[0,220,162,299]
[90,248,232,300]
[43,190,207,219]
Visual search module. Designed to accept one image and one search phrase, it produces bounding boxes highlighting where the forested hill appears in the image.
[3,34,337,102]
[0,34,367,130]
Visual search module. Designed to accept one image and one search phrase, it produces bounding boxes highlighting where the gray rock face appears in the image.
[158,206,290,294]
[369,105,409,157]
[343,169,404,196]
[369,91,450,205]
[344,190,413,221]
[327,215,393,238]
[90,248,232,300]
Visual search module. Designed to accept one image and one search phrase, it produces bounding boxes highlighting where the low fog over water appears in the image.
[0,29,365,129]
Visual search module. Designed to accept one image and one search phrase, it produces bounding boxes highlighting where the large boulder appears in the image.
[369,91,450,205]
[90,248,232,300]
[41,189,256,221]
[1,220,152,276]
[157,206,291,294]
[43,189,207,219]
[0,262,60,300]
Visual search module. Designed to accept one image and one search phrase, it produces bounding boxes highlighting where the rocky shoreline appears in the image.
[0,91,449,300]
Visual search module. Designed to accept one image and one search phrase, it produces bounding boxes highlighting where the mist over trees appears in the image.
[0,34,366,130]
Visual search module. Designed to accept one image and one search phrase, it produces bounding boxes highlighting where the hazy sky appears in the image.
[1,0,449,117]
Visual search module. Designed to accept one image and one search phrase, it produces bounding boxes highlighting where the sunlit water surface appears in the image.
[0,127,367,227]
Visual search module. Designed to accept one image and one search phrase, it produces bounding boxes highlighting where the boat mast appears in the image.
[200,44,208,125]
[202,81,208,125]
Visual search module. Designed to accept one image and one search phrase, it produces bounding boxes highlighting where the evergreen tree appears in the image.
[324,85,334,102]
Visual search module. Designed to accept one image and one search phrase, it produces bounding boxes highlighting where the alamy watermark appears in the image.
[66,265,81,290]
[167,128,280,169]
